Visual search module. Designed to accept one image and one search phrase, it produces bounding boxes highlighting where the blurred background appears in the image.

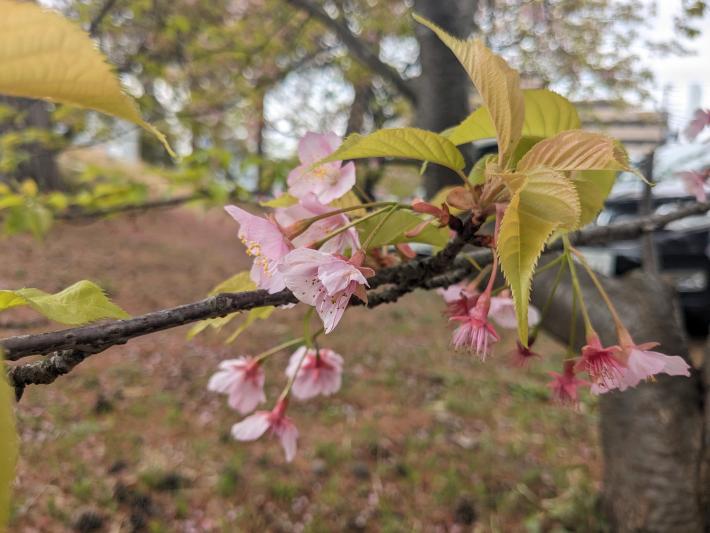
[2,0,709,530]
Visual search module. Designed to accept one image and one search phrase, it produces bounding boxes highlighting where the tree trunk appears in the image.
[0,97,64,191]
[413,0,476,197]
[533,264,706,532]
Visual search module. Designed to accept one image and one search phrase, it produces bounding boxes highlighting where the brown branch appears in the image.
[283,0,418,104]
[89,0,120,37]
[4,200,710,395]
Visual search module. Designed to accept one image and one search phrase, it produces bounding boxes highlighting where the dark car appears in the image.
[580,142,710,335]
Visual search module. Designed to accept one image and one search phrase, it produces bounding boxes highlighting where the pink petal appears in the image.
[318,161,356,204]
[298,132,342,165]
[275,419,299,462]
[231,412,271,441]
[315,288,351,333]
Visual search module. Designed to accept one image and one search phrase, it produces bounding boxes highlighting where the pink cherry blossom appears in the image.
[437,282,478,318]
[678,170,709,202]
[285,347,344,400]
[618,340,691,389]
[279,248,373,333]
[684,108,710,141]
[225,205,292,293]
[287,132,356,204]
[575,333,625,394]
[511,340,540,367]
[207,356,266,414]
[275,193,360,254]
[450,292,500,359]
[547,361,588,405]
[489,290,541,330]
[231,399,298,462]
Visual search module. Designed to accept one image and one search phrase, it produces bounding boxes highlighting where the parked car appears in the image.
[580,142,710,335]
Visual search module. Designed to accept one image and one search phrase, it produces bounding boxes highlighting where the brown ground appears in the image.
[2,206,601,532]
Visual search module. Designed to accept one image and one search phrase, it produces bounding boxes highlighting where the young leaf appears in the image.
[497,170,580,344]
[225,306,275,344]
[260,194,298,208]
[356,210,449,248]
[445,89,580,147]
[517,130,631,173]
[317,128,465,173]
[2,281,130,325]
[0,352,18,530]
[414,13,524,167]
[0,0,173,156]
[186,272,257,339]
[572,169,618,227]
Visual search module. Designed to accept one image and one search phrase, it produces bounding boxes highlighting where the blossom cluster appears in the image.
[207,130,693,462]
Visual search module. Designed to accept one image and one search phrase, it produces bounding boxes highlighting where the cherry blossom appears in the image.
[575,333,625,394]
[285,347,344,400]
[678,170,709,202]
[615,328,691,388]
[547,361,588,405]
[279,249,374,333]
[231,399,298,462]
[511,340,540,367]
[437,282,478,318]
[275,193,360,254]
[450,292,500,359]
[224,205,292,293]
[207,356,266,414]
[684,108,710,141]
[287,132,356,204]
[489,290,541,330]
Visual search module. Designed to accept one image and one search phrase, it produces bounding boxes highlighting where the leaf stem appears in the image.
[563,236,593,335]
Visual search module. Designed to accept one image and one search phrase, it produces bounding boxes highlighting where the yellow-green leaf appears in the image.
[209,272,255,295]
[317,128,465,173]
[260,194,298,208]
[0,281,129,325]
[572,169,618,227]
[225,306,275,344]
[0,351,18,530]
[356,210,449,248]
[445,89,580,147]
[0,0,173,156]
[414,13,524,167]
[497,170,580,344]
[187,272,256,339]
[517,130,631,173]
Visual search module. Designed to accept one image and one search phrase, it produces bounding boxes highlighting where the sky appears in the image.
[641,0,710,131]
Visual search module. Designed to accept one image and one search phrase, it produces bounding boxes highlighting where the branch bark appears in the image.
[283,0,418,103]
[4,200,710,393]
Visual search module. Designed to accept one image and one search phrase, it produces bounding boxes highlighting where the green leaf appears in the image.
[356,210,449,248]
[0,0,173,156]
[0,351,17,530]
[497,170,580,344]
[187,272,257,340]
[572,169,618,227]
[414,13,524,167]
[445,89,580,147]
[260,194,298,208]
[209,272,256,295]
[0,281,129,325]
[317,128,465,173]
[225,306,275,344]
[517,130,631,173]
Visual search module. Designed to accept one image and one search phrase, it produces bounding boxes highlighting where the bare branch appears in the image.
[4,200,710,395]
[89,0,120,37]
[283,0,418,104]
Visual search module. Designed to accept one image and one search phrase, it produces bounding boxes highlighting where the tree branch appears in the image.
[4,200,710,395]
[89,0,120,37]
[283,0,418,104]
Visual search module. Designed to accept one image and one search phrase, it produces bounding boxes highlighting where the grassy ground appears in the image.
[3,206,603,532]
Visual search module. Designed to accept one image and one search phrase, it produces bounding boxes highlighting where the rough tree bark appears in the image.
[534,266,706,532]
[413,0,476,197]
